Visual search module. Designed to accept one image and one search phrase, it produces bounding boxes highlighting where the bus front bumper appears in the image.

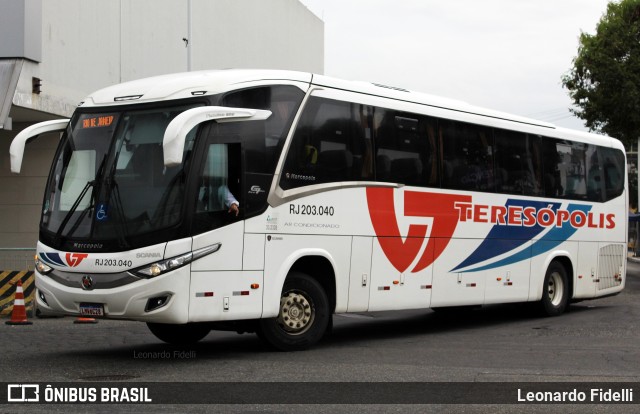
[34,266,191,323]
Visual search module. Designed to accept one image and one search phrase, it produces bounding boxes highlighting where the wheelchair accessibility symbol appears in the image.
[96,203,108,221]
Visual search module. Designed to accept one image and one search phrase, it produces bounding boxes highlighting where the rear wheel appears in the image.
[146,322,210,345]
[258,272,330,351]
[539,261,569,316]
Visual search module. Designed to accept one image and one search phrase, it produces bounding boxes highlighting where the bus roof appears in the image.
[79,69,623,151]
[81,69,550,125]
[311,74,556,130]
[81,69,313,107]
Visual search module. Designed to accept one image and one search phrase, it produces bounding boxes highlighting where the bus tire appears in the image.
[539,261,569,317]
[258,272,330,351]
[146,322,210,345]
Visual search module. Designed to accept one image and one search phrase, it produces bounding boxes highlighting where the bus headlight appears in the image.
[135,252,192,277]
[133,243,221,278]
[147,263,165,277]
[35,258,53,275]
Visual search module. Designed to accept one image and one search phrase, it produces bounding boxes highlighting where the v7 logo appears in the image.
[366,188,471,273]
[66,253,88,267]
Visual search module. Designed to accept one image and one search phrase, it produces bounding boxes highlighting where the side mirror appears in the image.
[163,106,271,166]
[9,119,70,173]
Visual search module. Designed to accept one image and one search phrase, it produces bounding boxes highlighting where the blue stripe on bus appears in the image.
[41,253,65,267]
[452,203,591,273]
[451,200,560,272]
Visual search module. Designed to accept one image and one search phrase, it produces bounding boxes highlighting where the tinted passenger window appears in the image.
[374,108,437,186]
[281,97,372,190]
[494,130,543,196]
[440,120,494,191]
[601,147,625,201]
[222,86,304,174]
[542,139,599,200]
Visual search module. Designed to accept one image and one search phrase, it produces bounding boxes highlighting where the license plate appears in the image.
[79,303,104,317]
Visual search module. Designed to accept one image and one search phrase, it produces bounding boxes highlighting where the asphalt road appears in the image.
[1,261,640,413]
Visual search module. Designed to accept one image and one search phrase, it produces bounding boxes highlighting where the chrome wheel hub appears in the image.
[278,291,314,335]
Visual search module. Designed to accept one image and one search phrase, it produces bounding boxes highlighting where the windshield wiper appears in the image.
[54,179,96,242]
[100,140,131,250]
[54,155,107,243]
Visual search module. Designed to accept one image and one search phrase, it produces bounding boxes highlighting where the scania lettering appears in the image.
[11,70,627,351]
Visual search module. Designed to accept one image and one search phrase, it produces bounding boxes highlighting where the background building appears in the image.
[0,0,324,269]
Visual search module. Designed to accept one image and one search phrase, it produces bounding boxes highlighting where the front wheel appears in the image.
[539,261,569,317]
[146,322,210,345]
[258,272,330,351]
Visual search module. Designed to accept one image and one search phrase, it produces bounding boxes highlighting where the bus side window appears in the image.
[280,96,372,189]
[440,120,494,192]
[601,147,625,201]
[494,130,543,196]
[546,140,592,200]
[586,144,604,202]
[373,109,435,187]
[541,139,563,197]
[222,85,305,174]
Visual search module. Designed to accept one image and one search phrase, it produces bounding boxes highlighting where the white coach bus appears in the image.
[10,70,627,350]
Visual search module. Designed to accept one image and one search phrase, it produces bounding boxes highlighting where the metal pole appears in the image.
[633,137,640,257]
[187,0,192,71]
[119,0,123,82]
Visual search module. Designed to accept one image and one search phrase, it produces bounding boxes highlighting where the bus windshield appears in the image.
[41,105,198,250]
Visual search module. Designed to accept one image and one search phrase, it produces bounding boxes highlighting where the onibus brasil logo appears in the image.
[366,188,616,273]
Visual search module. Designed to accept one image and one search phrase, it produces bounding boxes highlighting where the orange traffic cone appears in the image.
[5,280,33,325]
